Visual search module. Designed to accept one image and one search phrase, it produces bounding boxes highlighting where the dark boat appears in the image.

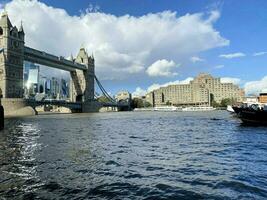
[232,106,242,114]
[232,105,267,125]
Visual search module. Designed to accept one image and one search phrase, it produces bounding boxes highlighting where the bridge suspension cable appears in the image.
[94,75,116,103]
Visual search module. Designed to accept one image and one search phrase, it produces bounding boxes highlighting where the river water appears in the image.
[0,111,267,199]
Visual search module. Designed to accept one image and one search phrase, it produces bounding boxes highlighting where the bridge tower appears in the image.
[0,12,24,98]
[70,47,95,103]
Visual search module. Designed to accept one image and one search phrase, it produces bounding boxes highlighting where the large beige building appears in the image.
[146,73,245,106]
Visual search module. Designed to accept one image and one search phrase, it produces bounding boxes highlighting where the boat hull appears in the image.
[234,108,267,125]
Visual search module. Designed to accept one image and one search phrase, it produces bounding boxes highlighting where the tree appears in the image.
[144,101,152,107]
[211,101,220,108]
[210,93,220,107]
[166,100,172,106]
[220,98,235,107]
[97,96,110,103]
[131,98,152,108]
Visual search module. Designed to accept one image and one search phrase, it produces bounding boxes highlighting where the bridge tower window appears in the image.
[0,27,2,36]
[76,95,83,102]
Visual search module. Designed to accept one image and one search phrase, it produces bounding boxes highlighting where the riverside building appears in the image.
[146,73,245,107]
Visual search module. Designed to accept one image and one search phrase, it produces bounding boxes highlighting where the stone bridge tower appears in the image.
[70,47,95,103]
[0,12,24,98]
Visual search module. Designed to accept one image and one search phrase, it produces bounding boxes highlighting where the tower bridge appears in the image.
[0,12,126,116]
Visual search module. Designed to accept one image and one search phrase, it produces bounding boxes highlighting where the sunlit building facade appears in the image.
[146,73,245,106]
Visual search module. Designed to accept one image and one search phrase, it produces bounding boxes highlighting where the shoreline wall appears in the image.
[1,98,36,117]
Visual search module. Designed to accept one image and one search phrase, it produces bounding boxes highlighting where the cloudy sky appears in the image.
[1,0,267,96]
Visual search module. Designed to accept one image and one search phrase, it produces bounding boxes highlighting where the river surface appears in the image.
[1,111,267,200]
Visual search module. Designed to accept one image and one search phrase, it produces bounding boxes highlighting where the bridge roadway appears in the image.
[25,99,130,111]
[26,99,82,110]
[24,46,87,72]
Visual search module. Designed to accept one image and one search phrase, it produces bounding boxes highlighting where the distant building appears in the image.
[23,62,40,97]
[244,96,258,103]
[115,91,131,102]
[259,93,267,103]
[51,77,60,99]
[61,78,69,99]
[45,79,51,96]
[38,75,46,94]
[146,73,245,107]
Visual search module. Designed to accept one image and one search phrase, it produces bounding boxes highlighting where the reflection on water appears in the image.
[0,119,42,198]
[1,111,267,199]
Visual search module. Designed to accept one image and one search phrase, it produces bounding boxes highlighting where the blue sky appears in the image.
[2,0,267,95]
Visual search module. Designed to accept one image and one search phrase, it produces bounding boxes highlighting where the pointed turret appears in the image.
[70,53,74,62]
[0,11,12,37]
[0,11,12,29]
[19,21,24,33]
[76,45,89,65]
[18,21,25,40]
[88,52,94,65]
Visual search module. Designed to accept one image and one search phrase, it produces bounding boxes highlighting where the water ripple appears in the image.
[1,111,267,199]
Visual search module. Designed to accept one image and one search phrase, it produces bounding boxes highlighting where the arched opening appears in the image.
[0,27,3,36]
[76,95,83,102]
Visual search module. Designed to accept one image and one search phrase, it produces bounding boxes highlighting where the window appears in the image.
[161,93,165,103]
[13,41,19,48]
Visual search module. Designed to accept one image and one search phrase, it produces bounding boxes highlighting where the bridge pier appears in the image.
[1,98,36,117]
[0,101,4,130]
[82,101,102,112]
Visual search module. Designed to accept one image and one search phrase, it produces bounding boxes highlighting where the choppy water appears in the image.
[1,111,267,200]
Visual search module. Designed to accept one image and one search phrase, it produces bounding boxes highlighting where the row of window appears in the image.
[8,56,22,65]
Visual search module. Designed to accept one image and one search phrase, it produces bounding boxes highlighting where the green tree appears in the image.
[97,96,110,103]
[211,101,220,108]
[144,101,152,107]
[220,98,235,107]
[210,93,220,107]
[166,100,172,106]
[131,98,152,108]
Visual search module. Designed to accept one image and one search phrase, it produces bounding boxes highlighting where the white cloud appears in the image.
[253,51,267,56]
[220,77,241,85]
[244,76,267,95]
[146,59,178,77]
[219,52,246,59]
[206,10,220,23]
[80,4,100,14]
[191,56,205,63]
[3,0,229,81]
[214,65,224,69]
[132,87,147,97]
